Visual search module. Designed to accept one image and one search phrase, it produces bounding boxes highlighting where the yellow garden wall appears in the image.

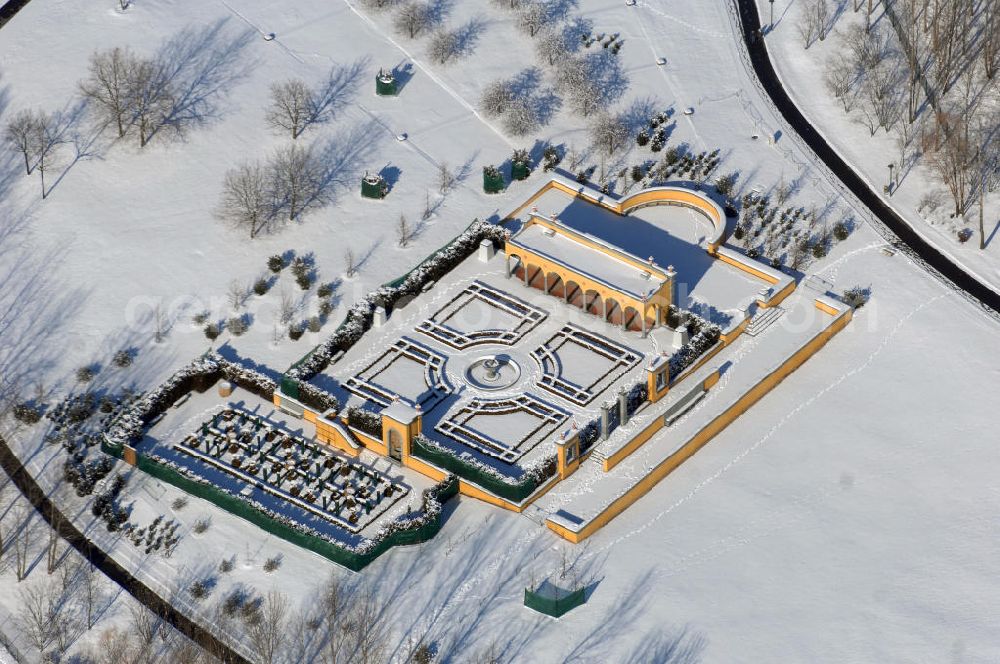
[547,303,853,543]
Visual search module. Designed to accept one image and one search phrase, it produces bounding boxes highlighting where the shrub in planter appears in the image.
[542,145,560,171]
[288,324,304,341]
[267,255,285,273]
[227,316,249,336]
[483,165,504,193]
[842,286,870,308]
[575,170,587,183]
[511,148,531,181]
[204,323,221,340]
[253,278,270,296]
[112,349,133,368]
[12,403,41,424]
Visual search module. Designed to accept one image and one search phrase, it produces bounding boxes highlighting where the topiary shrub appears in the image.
[295,273,311,290]
[204,323,221,340]
[76,366,96,383]
[307,316,322,333]
[288,324,304,341]
[112,349,133,368]
[833,222,850,241]
[812,243,828,259]
[267,255,285,273]
[227,316,249,336]
[12,403,41,424]
[253,278,270,296]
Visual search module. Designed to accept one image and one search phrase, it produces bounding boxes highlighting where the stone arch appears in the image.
[585,289,603,317]
[605,297,624,326]
[510,254,525,280]
[526,262,545,290]
[623,305,642,332]
[565,280,583,308]
[545,271,564,298]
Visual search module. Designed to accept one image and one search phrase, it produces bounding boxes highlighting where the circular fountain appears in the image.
[464,354,521,391]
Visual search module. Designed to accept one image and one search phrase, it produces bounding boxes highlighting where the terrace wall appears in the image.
[547,298,853,543]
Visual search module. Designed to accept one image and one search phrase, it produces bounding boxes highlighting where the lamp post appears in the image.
[769,0,775,29]
[887,162,895,194]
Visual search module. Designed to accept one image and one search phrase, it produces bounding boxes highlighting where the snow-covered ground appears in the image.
[761,0,1000,294]
[2,0,1000,662]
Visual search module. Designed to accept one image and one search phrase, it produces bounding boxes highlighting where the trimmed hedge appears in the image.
[410,435,555,503]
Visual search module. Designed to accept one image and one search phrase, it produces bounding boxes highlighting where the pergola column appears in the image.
[505,255,511,279]
[523,264,530,287]
[602,298,608,321]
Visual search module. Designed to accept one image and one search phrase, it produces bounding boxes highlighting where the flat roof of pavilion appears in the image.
[508,219,666,301]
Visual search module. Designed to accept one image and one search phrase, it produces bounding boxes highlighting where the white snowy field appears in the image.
[1,0,999,663]
[760,0,1000,294]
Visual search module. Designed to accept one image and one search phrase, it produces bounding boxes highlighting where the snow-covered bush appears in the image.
[346,405,383,438]
[12,402,41,424]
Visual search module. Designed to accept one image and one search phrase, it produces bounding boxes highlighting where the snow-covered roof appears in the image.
[381,399,421,425]
[509,218,669,301]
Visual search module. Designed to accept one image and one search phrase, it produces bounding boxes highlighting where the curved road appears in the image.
[733,0,1000,319]
[0,435,249,664]
[0,0,32,28]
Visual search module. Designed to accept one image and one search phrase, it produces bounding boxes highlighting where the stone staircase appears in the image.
[745,306,785,336]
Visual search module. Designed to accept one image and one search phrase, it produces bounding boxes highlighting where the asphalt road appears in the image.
[733,0,1000,318]
[0,0,31,28]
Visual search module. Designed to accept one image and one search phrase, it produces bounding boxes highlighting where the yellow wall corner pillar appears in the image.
[380,400,423,463]
[646,354,670,403]
[555,430,581,479]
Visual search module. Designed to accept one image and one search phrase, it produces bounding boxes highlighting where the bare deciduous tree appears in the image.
[501,97,538,136]
[343,249,357,277]
[218,161,271,238]
[3,109,42,175]
[129,56,174,148]
[534,28,569,67]
[397,213,412,247]
[93,627,133,664]
[31,112,60,199]
[18,579,60,653]
[271,142,319,221]
[82,562,102,630]
[14,503,33,582]
[824,55,856,111]
[437,162,454,194]
[266,79,312,139]
[394,2,431,39]
[922,111,976,216]
[244,590,288,664]
[359,0,398,10]
[279,290,296,324]
[516,2,547,37]
[480,79,514,118]
[590,112,629,156]
[428,28,461,64]
[79,47,136,139]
